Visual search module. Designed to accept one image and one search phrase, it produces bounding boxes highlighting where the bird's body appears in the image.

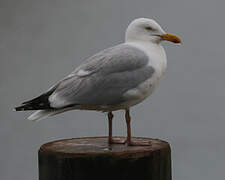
[15,18,181,146]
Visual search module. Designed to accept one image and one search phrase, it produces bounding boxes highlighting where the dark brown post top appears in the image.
[39,137,172,180]
[39,137,170,157]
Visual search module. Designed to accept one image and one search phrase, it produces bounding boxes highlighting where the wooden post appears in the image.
[38,137,172,180]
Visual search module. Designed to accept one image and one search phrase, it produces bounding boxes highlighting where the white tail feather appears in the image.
[28,106,77,121]
[27,108,71,122]
[28,110,56,121]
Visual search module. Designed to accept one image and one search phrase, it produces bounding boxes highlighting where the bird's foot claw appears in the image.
[127,140,152,146]
[108,138,151,146]
[108,137,126,144]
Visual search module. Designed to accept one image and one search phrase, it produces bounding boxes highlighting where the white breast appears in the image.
[121,41,167,108]
[127,41,167,77]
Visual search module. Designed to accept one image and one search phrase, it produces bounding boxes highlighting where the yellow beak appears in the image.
[160,33,182,44]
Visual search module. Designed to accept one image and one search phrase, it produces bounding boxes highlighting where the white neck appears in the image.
[126,40,167,77]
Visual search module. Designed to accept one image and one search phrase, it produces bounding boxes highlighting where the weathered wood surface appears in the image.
[39,137,171,180]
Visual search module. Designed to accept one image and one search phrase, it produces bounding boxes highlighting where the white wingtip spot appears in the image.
[77,69,90,77]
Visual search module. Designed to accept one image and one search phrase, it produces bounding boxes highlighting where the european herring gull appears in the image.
[15,18,181,146]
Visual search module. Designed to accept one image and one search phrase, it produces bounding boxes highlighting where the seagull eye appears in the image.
[145,26,156,31]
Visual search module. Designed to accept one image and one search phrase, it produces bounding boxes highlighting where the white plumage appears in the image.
[15,18,181,146]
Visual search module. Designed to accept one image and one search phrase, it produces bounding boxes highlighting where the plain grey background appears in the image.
[1,0,225,179]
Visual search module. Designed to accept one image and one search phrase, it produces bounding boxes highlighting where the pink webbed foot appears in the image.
[108,137,126,144]
[127,139,152,146]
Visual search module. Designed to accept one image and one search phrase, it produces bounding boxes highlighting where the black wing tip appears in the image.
[14,105,32,111]
[15,87,57,111]
[14,106,24,111]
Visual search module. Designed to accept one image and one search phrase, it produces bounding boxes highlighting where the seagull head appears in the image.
[125,18,181,44]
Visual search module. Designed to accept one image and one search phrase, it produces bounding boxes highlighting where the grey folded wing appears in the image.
[48,44,155,108]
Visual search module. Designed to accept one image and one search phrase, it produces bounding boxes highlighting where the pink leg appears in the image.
[108,112,126,144]
[125,109,151,146]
